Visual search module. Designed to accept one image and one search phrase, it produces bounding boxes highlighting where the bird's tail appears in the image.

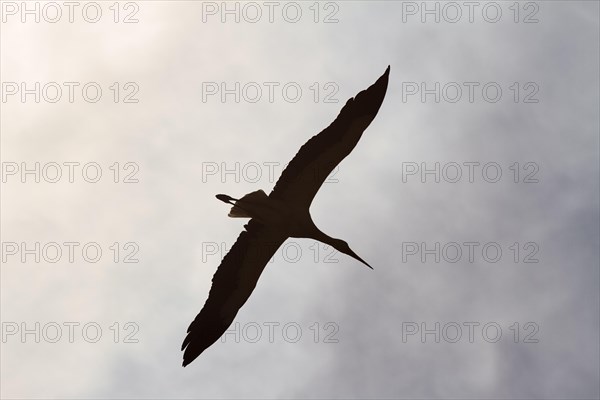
[228,203,251,218]
[216,190,268,218]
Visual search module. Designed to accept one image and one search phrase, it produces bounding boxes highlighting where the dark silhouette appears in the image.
[182,66,390,366]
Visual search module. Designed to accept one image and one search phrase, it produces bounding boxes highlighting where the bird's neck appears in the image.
[307,225,339,249]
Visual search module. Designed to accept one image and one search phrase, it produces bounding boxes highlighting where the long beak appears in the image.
[348,249,373,270]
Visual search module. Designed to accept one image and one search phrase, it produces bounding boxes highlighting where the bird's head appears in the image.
[331,238,373,270]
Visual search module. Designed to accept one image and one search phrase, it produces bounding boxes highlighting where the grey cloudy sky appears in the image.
[1,1,599,399]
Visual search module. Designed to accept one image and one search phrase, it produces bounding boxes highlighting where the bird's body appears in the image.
[219,191,319,238]
[182,66,390,366]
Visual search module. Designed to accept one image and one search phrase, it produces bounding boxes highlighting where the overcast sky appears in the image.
[1,1,599,399]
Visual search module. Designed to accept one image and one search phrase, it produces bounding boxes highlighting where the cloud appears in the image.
[1,1,598,399]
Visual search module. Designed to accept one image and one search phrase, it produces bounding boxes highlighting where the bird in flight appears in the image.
[182,66,390,366]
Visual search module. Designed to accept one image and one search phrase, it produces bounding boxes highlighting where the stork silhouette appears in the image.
[182,66,390,366]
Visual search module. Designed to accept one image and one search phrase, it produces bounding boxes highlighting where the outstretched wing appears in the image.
[181,220,287,366]
[269,66,390,208]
